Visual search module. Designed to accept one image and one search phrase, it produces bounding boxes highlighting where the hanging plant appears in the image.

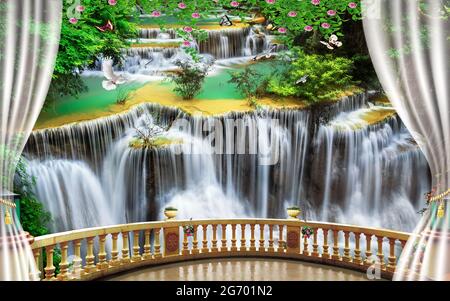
[301,226,313,238]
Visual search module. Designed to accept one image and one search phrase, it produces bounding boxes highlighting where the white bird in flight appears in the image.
[101,58,127,90]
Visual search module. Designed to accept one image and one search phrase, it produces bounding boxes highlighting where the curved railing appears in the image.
[30,219,411,281]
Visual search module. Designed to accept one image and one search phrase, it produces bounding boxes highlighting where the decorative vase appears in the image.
[287,208,301,219]
[164,209,177,220]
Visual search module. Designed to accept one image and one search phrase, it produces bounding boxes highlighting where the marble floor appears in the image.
[106,258,371,281]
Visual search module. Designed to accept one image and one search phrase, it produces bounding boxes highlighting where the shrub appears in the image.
[14,157,51,237]
[228,67,262,99]
[228,66,268,108]
[115,86,134,105]
[167,61,209,100]
[267,48,355,103]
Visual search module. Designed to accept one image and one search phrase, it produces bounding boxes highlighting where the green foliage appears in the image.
[115,85,134,105]
[267,48,355,103]
[228,66,268,108]
[14,158,51,237]
[228,67,262,98]
[167,61,209,100]
[47,0,139,104]
[140,0,362,57]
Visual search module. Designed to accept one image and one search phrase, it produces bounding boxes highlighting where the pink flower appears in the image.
[230,1,239,7]
[183,26,193,32]
[108,0,117,5]
[69,17,78,24]
[76,5,85,12]
[182,41,191,47]
[321,22,330,29]
[152,10,161,17]
[192,12,200,18]
[278,27,286,33]
[311,0,320,5]
[266,0,276,3]
[304,25,313,32]
[348,2,357,8]
[178,2,187,9]
[288,11,297,17]
[327,10,336,16]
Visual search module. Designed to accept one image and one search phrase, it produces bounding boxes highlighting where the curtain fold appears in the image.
[362,0,449,280]
[0,0,61,280]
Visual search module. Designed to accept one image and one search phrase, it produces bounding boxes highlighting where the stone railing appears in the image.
[30,219,411,281]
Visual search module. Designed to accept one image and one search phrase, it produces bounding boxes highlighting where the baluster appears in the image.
[57,242,69,280]
[322,229,330,259]
[32,249,41,280]
[121,232,130,264]
[192,226,199,254]
[311,228,319,257]
[110,233,120,266]
[97,235,108,269]
[278,225,285,252]
[72,239,83,278]
[268,225,274,252]
[143,230,152,259]
[201,225,209,253]
[332,230,340,260]
[343,231,351,262]
[240,224,246,251]
[211,225,218,252]
[353,232,362,265]
[154,228,161,258]
[259,224,265,251]
[376,236,385,269]
[84,237,96,273]
[44,245,56,280]
[221,224,227,252]
[132,231,142,261]
[302,232,309,256]
[250,224,256,251]
[182,227,189,255]
[231,224,237,252]
[387,238,397,272]
[364,234,373,266]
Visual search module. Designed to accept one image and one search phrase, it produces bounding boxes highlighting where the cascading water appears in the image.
[311,107,429,230]
[24,93,430,233]
[27,160,114,232]
[96,26,276,76]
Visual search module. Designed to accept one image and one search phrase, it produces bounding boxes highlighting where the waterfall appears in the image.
[25,93,430,232]
[97,27,275,75]
[310,110,429,230]
[27,160,114,232]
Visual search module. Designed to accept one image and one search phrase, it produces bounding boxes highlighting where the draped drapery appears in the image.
[362,0,449,280]
[0,0,61,280]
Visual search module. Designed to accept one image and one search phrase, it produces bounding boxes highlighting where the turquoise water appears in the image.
[37,60,284,124]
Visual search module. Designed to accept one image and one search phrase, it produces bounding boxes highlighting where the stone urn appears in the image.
[287,207,301,219]
[164,207,178,220]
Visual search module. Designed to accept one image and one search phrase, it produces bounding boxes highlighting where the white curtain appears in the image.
[0,0,61,280]
[362,0,449,280]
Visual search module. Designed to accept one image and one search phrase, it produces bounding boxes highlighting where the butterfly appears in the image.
[320,34,342,50]
[220,15,233,26]
[96,20,114,32]
[295,75,309,85]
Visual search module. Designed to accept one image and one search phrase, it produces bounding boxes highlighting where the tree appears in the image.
[45,0,139,108]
